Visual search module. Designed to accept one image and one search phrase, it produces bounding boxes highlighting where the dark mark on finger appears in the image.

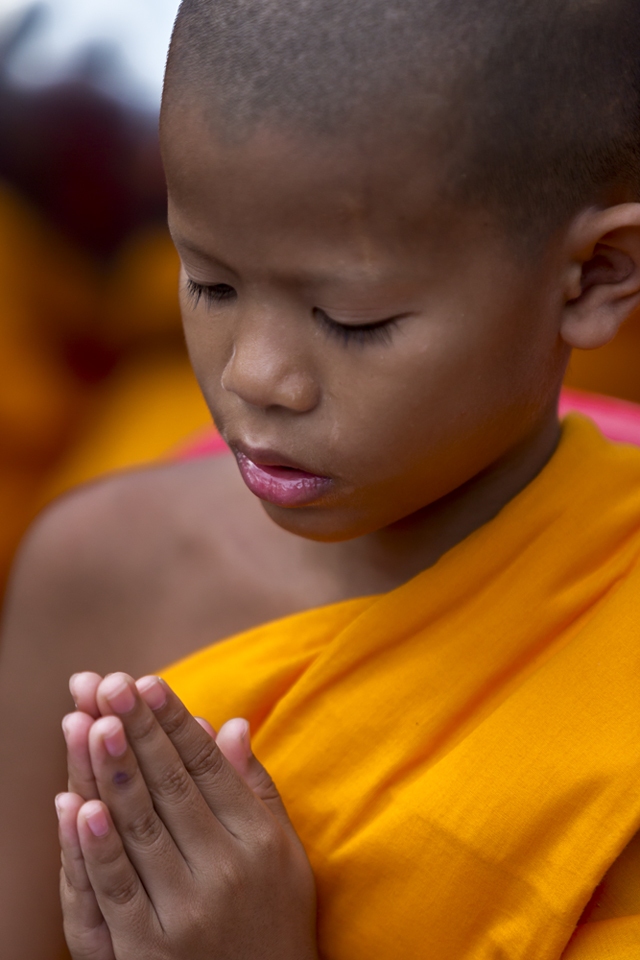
[113,771,130,786]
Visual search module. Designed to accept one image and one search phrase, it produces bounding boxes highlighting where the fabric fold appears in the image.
[162,415,640,959]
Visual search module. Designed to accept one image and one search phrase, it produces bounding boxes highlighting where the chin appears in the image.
[260,499,382,543]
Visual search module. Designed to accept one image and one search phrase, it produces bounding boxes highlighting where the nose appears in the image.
[220,312,320,413]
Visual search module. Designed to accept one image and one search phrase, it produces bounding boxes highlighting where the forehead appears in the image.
[162,104,466,279]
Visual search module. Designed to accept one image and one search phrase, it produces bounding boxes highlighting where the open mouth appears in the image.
[234,450,334,507]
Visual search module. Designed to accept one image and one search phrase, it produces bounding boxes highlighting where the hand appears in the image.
[58,673,223,957]
[62,672,219,803]
[57,673,318,960]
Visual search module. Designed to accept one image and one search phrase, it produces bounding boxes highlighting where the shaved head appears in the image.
[164,0,640,240]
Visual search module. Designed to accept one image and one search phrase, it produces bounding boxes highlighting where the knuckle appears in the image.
[253,821,283,860]
[105,872,140,908]
[92,836,129,871]
[124,807,165,851]
[154,761,192,802]
[63,925,106,960]
[216,850,248,890]
[254,767,281,804]
[70,769,96,790]
[59,865,75,901]
[159,699,190,738]
[129,707,157,744]
[60,852,92,894]
[187,737,226,782]
[181,904,219,946]
[237,811,285,869]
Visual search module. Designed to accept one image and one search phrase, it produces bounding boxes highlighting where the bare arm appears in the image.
[0,456,337,959]
[0,497,108,960]
[0,472,220,960]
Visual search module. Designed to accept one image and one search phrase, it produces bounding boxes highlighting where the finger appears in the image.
[136,676,276,835]
[77,800,157,950]
[216,719,297,835]
[63,712,100,800]
[195,716,289,823]
[56,793,114,960]
[88,715,189,900]
[70,673,103,719]
[94,675,229,858]
[215,718,252,776]
[195,716,217,739]
[183,715,275,807]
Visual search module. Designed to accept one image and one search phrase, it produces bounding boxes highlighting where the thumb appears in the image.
[215,718,294,831]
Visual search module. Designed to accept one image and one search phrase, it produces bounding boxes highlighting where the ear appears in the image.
[560,203,640,350]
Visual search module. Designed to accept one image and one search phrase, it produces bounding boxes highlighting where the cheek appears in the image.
[323,311,558,487]
[180,301,230,403]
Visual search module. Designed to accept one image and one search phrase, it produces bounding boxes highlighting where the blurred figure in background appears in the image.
[0,1,210,587]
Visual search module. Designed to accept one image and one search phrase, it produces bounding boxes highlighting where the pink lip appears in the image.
[234,450,334,507]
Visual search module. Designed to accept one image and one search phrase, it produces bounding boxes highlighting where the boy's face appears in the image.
[163,107,568,542]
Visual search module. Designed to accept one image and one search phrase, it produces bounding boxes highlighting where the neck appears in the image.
[309,410,562,598]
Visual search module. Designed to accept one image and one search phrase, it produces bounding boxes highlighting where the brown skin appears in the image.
[2,101,640,957]
[0,457,352,960]
[169,119,640,553]
[57,673,317,960]
[172,123,567,546]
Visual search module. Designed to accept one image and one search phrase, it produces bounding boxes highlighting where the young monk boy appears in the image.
[3,0,640,957]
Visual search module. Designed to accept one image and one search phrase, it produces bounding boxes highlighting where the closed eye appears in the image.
[185,279,237,307]
[185,279,401,347]
[313,307,400,346]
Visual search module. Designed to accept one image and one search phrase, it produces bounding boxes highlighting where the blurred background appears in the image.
[0,0,638,592]
[0,0,212,589]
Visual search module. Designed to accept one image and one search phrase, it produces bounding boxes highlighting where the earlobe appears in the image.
[560,203,640,351]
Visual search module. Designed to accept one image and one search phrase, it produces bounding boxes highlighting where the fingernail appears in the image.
[102,676,136,715]
[84,802,110,838]
[240,719,251,757]
[61,715,73,741]
[231,718,252,758]
[136,676,168,712]
[101,718,127,758]
[69,674,80,707]
[55,794,64,820]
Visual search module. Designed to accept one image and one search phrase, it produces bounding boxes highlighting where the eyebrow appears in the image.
[170,233,238,276]
[170,231,398,291]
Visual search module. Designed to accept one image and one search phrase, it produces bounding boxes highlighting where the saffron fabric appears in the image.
[162,416,640,959]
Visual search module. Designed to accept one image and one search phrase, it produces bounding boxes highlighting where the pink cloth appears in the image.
[173,428,229,460]
[559,388,640,447]
[174,389,640,462]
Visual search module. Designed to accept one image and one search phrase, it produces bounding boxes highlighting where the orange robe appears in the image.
[162,414,640,959]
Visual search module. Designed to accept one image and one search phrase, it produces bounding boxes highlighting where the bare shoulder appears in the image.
[0,455,279,960]
[3,452,302,674]
[0,454,346,959]
[3,447,348,678]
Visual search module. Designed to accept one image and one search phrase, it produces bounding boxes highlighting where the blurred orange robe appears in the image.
[162,415,640,960]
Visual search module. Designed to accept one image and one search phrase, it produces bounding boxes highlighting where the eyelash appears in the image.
[313,308,398,347]
[185,279,398,347]
[185,279,237,307]
[187,280,236,307]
